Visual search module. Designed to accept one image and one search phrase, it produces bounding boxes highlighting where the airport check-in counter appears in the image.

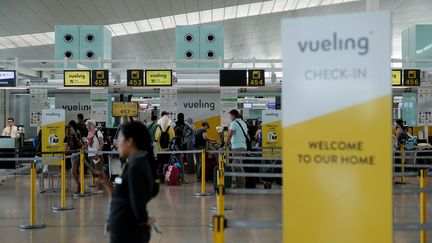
[0,137,20,169]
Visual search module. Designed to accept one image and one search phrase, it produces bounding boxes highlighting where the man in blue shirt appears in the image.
[225,109,248,188]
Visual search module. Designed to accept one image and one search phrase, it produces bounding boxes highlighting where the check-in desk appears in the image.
[0,137,18,169]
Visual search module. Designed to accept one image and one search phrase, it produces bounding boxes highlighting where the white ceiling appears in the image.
[0,0,431,67]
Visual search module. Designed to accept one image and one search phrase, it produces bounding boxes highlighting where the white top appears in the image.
[88,130,103,157]
[1,126,18,138]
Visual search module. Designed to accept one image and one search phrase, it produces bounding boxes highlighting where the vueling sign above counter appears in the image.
[282,11,392,243]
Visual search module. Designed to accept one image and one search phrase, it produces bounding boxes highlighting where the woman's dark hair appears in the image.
[395,119,405,130]
[175,127,183,137]
[177,113,185,125]
[119,122,159,197]
[229,109,241,119]
[161,111,168,117]
[68,120,78,130]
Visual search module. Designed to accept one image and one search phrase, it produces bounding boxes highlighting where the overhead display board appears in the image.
[220,70,247,86]
[403,69,421,86]
[64,70,91,87]
[145,70,173,86]
[127,69,144,86]
[0,70,16,87]
[248,69,265,86]
[112,102,139,117]
[392,69,402,86]
[92,70,109,87]
[282,12,392,243]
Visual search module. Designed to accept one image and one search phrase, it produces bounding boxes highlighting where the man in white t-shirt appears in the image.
[83,120,104,190]
[225,110,248,188]
[1,118,19,138]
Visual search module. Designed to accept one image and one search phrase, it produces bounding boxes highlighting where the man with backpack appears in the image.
[155,113,175,180]
[174,113,195,151]
[225,110,250,188]
[193,121,210,182]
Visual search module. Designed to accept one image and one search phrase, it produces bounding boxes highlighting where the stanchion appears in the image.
[53,154,73,211]
[212,154,233,211]
[420,169,426,243]
[401,145,405,183]
[20,161,46,229]
[213,215,225,243]
[73,149,91,198]
[195,149,212,197]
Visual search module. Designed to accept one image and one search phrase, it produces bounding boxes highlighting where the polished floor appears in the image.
[0,173,281,243]
[0,173,428,243]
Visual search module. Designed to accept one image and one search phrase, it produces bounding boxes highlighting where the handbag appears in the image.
[235,120,252,151]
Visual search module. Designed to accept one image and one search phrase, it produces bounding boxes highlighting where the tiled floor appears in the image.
[0,173,428,243]
[0,174,281,243]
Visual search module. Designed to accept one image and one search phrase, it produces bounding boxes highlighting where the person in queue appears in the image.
[77,113,88,139]
[155,112,175,178]
[146,115,159,158]
[94,122,157,243]
[68,120,82,141]
[2,117,19,138]
[225,110,248,188]
[395,119,412,148]
[84,119,104,191]
[64,124,83,193]
[193,121,210,182]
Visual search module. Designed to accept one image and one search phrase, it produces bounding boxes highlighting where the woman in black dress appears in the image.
[95,122,159,243]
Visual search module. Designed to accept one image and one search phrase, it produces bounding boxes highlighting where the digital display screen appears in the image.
[268,103,276,109]
[243,103,252,109]
[220,70,247,86]
[0,70,16,87]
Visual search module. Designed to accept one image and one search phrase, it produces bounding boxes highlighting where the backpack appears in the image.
[404,136,417,150]
[235,120,252,151]
[159,126,171,149]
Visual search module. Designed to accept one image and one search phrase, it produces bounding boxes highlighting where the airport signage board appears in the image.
[112,102,139,117]
[392,69,402,86]
[219,70,247,86]
[92,70,109,87]
[0,70,16,87]
[127,69,144,86]
[64,70,91,87]
[145,70,173,86]
[42,109,65,165]
[403,69,421,86]
[248,69,265,86]
[282,12,392,243]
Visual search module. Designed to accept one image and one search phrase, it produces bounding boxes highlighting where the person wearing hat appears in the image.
[193,121,210,182]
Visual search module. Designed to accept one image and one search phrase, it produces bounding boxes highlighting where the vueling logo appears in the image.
[297,32,369,55]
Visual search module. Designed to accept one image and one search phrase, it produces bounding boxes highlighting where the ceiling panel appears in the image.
[74,0,106,24]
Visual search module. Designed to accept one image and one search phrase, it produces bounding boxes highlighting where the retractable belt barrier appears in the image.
[0,153,78,230]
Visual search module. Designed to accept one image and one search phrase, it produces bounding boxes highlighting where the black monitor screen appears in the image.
[0,70,16,87]
[220,70,247,87]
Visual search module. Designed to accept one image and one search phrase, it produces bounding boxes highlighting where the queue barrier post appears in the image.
[20,161,46,229]
[73,149,91,198]
[53,154,73,211]
[195,149,212,197]
[213,215,225,243]
[212,154,233,211]
[420,169,427,243]
[401,145,405,183]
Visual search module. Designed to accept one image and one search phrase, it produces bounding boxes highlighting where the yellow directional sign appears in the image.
[145,70,173,86]
[112,102,139,117]
[64,70,91,87]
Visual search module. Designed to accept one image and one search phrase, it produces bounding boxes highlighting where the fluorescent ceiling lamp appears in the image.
[224,6,237,20]
[174,14,188,25]
[0,37,17,48]
[186,12,199,25]
[248,2,262,16]
[20,34,43,46]
[200,10,212,23]
[7,36,30,47]
[297,0,310,9]
[148,18,164,31]
[260,1,274,14]
[122,21,140,34]
[236,4,250,18]
[272,0,287,13]
[135,20,152,32]
[109,23,128,36]
[212,8,224,22]
[161,16,175,29]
